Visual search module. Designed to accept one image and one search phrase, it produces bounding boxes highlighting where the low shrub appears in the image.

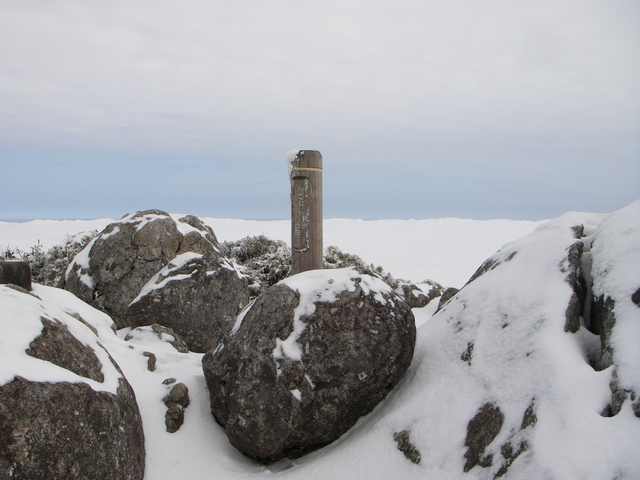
[1,231,98,287]
[5,232,441,308]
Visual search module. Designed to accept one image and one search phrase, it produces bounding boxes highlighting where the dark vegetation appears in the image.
[2,231,98,287]
[222,235,404,299]
[4,233,436,303]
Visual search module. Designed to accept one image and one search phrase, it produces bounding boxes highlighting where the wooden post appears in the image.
[0,260,32,290]
[289,150,323,275]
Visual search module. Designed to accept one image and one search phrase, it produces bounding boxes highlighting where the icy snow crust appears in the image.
[1,206,639,479]
[65,235,97,288]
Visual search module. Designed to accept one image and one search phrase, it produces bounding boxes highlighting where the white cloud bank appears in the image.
[0,0,638,220]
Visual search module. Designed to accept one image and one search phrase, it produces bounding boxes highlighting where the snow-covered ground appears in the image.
[1,208,638,479]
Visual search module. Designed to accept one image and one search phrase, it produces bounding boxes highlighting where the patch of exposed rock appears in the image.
[26,317,105,382]
[163,382,190,433]
[396,280,444,309]
[203,268,416,463]
[393,430,421,465]
[0,378,145,480]
[435,286,459,312]
[463,402,505,472]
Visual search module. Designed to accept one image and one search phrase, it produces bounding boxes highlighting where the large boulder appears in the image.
[64,210,188,325]
[63,210,249,351]
[338,210,637,480]
[127,251,249,352]
[0,285,145,479]
[590,200,640,417]
[202,267,416,463]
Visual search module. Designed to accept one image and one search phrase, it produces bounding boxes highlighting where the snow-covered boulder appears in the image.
[202,268,416,463]
[0,285,145,479]
[395,280,444,308]
[413,215,597,477]
[286,209,638,480]
[62,210,249,351]
[127,251,249,352]
[590,200,640,417]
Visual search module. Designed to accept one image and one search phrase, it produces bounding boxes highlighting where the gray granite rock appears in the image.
[203,268,416,462]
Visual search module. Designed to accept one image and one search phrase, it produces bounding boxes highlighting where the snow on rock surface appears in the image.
[274,268,395,362]
[130,251,205,305]
[127,249,249,353]
[590,200,640,417]
[0,285,122,391]
[0,284,145,479]
[62,209,224,328]
[202,268,416,463]
[61,209,249,352]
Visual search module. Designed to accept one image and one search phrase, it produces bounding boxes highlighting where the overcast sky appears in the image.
[0,0,638,221]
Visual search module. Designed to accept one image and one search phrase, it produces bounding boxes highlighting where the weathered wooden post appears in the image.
[0,260,32,290]
[288,150,323,275]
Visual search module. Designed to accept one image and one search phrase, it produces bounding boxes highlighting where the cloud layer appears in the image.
[1,0,638,219]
